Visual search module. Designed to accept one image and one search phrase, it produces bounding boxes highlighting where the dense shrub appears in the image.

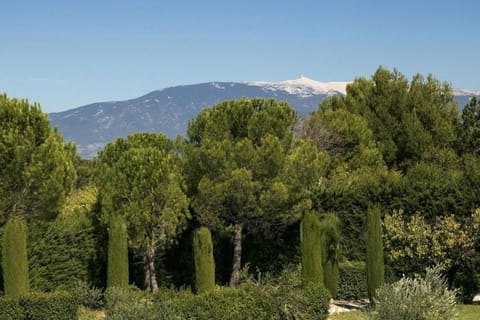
[105,286,279,320]
[28,213,97,292]
[371,266,457,320]
[176,287,280,320]
[337,261,368,300]
[72,281,104,309]
[105,271,331,320]
[20,291,78,320]
[0,297,23,320]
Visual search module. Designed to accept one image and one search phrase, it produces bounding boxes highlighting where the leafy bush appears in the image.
[174,287,281,320]
[0,297,23,320]
[105,269,331,320]
[371,266,457,320]
[274,283,330,320]
[28,213,97,291]
[337,261,367,300]
[20,291,78,320]
[72,281,104,309]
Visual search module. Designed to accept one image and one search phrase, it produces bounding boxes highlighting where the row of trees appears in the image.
[1,67,480,302]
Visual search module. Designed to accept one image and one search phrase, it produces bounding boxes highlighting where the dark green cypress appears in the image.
[193,227,215,293]
[321,213,340,298]
[366,207,384,301]
[2,217,29,298]
[301,211,323,286]
[107,215,128,288]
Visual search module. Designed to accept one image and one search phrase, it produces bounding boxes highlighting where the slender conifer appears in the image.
[2,217,29,298]
[366,206,384,301]
[193,227,215,293]
[321,213,340,298]
[107,215,129,288]
[301,211,323,286]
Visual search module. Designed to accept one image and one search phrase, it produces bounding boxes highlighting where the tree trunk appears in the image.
[229,224,243,287]
[143,245,159,292]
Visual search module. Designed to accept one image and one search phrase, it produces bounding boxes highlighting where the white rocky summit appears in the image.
[246,76,350,97]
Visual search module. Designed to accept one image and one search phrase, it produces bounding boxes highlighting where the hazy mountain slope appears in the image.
[49,78,479,159]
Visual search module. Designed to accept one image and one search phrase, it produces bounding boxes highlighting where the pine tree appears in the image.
[0,94,75,298]
[321,213,340,298]
[2,217,29,298]
[301,211,323,286]
[107,215,128,288]
[193,227,215,293]
[366,206,384,301]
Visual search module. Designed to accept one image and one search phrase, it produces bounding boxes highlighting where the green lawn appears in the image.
[328,304,480,320]
[456,304,480,320]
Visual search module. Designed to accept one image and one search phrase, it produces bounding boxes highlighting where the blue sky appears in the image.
[1,0,479,113]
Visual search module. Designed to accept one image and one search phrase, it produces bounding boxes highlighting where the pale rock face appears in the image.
[246,76,350,96]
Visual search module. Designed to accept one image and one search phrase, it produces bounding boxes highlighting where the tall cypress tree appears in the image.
[366,206,384,301]
[193,227,215,293]
[2,217,29,298]
[107,215,128,288]
[321,213,340,298]
[301,211,323,286]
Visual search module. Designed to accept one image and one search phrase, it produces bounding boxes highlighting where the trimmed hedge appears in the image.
[105,283,331,320]
[337,261,367,300]
[337,261,396,301]
[20,291,78,320]
[0,297,23,320]
[0,291,77,320]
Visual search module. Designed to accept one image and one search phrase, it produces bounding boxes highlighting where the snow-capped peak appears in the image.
[453,88,480,96]
[245,76,350,97]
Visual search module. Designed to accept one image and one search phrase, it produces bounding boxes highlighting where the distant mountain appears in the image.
[48,77,479,159]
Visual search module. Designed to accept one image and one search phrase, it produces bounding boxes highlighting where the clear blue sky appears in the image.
[1,0,479,113]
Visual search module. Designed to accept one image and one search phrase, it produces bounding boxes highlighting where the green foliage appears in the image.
[104,273,331,320]
[28,213,97,291]
[105,286,277,320]
[186,98,300,285]
[98,133,189,290]
[193,227,215,293]
[2,217,29,298]
[20,291,78,320]
[320,213,340,297]
[0,94,76,225]
[72,281,104,310]
[366,207,384,301]
[372,266,457,320]
[337,261,368,300]
[458,97,480,156]
[301,211,323,286]
[107,215,129,289]
[0,297,23,320]
[320,67,459,170]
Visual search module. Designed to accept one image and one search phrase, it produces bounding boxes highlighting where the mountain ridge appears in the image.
[48,78,479,159]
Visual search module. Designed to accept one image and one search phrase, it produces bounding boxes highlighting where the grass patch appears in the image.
[329,311,368,320]
[457,304,480,320]
[328,304,480,320]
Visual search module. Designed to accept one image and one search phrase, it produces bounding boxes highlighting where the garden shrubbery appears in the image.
[371,266,457,320]
[104,265,331,320]
[0,291,78,320]
[0,297,23,320]
[337,261,367,300]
